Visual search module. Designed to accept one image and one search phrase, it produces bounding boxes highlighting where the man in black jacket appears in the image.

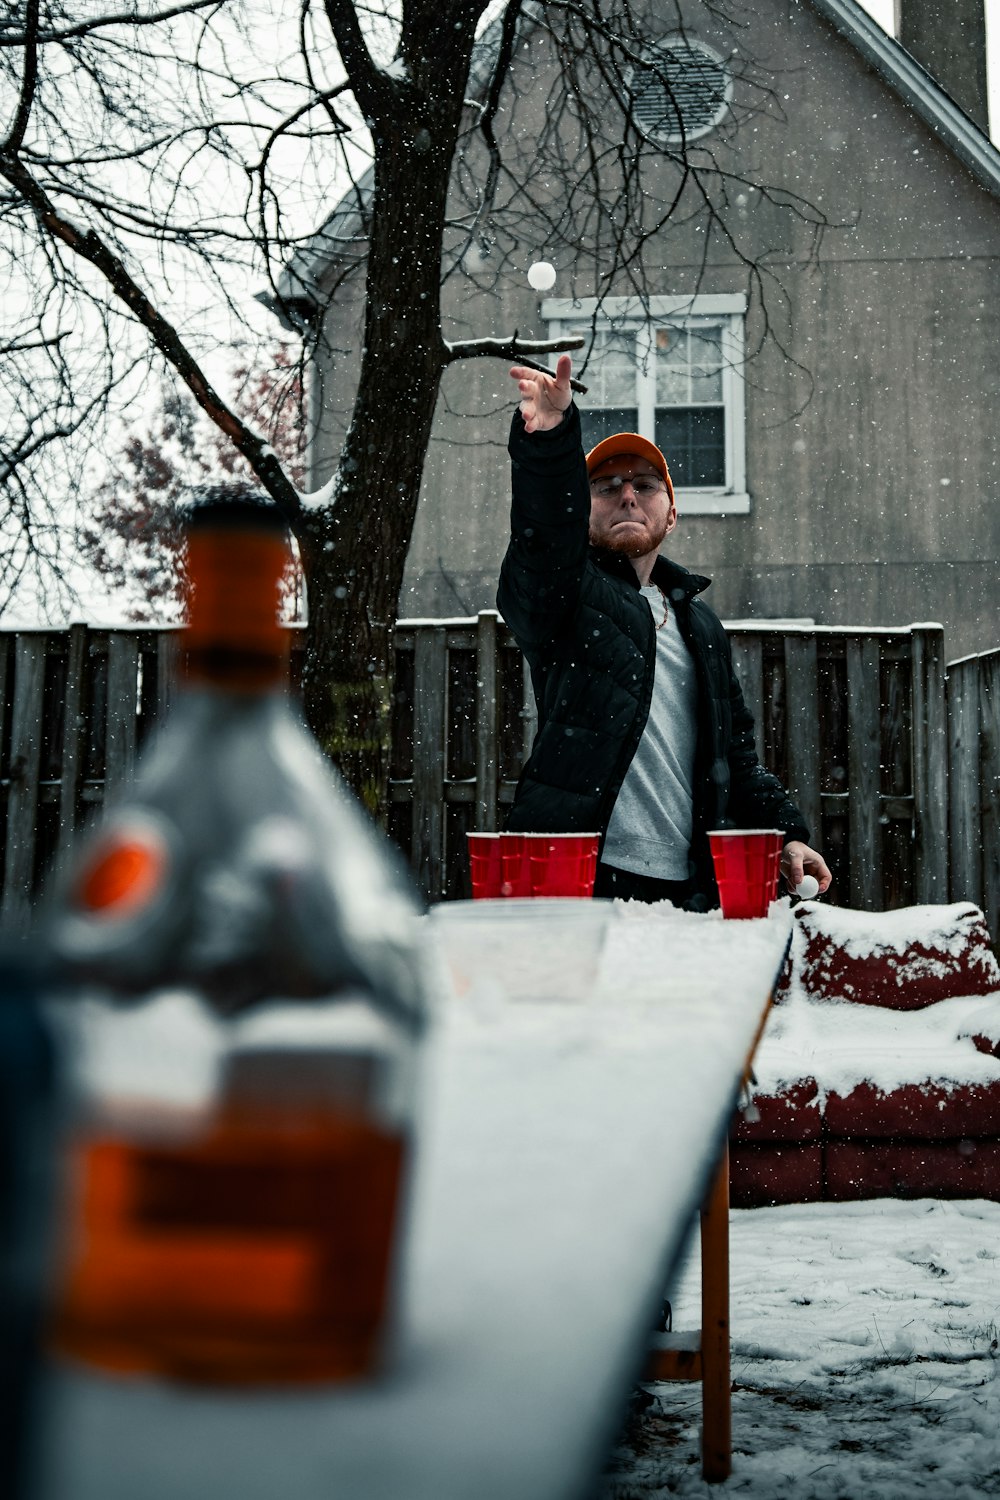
[498,355,831,908]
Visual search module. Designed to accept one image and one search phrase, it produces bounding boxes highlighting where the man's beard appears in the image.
[589,516,671,558]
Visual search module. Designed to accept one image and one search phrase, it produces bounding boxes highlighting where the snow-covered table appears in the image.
[40,903,792,1500]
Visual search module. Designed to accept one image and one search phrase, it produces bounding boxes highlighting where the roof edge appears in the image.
[808,0,1000,198]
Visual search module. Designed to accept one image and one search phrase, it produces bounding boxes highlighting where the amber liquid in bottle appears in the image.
[53,1102,408,1384]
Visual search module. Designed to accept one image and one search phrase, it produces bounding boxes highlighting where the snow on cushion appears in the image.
[792,901,1000,1010]
[824,1080,1000,1140]
[825,1140,1000,1201]
[956,998,1000,1058]
[729,1144,822,1208]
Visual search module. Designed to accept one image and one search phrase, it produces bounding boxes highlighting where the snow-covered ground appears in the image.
[602,899,1000,1495]
[606,1197,1000,1498]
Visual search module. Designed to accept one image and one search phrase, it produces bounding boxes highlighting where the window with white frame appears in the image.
[542,295,749,515]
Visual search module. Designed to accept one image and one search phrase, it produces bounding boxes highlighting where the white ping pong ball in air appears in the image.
[795,874,820,900]
[527,261,556,291]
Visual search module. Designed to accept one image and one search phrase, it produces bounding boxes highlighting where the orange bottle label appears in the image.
[74,828,169,917]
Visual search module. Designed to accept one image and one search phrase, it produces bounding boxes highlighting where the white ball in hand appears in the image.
[527,260,556,291]
[795,874,820,900]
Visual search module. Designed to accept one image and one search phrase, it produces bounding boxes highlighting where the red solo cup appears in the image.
[499,833,536,898]
[527,833,601,898]
[708,829,785,919]
[466,833,503,900]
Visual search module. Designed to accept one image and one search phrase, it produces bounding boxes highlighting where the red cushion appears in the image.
[729,1144,823,1208]
[825,1140,1000,1200]
[824,1080,1000,1139]
[793,901,1000,1009]
[730,1080,822,1143]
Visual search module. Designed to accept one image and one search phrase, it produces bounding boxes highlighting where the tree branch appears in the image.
[321,0,385,123]
[0,155,303,523]
[3,0,39,156]
[479,0,523,162]
[444,332,587,391]
[0,0,224,47]
[447,0,522,270]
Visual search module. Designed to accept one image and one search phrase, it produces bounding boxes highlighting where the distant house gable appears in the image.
[271,0,1000,322]
[810,0,1000,196]
[270,0,1000,656]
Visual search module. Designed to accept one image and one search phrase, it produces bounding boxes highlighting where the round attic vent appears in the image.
[627,38,731,145]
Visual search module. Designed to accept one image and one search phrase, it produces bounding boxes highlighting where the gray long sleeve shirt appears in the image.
[601,584,698,880]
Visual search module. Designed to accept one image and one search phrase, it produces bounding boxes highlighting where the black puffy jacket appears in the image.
[497,405,809,904]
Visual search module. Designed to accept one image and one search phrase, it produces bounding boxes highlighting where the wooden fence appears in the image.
[946,649,1000,942]
[0,617,993,932]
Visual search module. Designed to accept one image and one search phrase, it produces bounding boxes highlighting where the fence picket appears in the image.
[912,626,949,903]
[847,638,883,910]
[783,635,821,845]
[475,611,499,831]
[978,653,1000,941]
[157,630,177,720]
[412,625,447,899]
[729,636,765,761]
[2,636,47,926]
[947,657,980,908]
[57,624,88,873]
[0,638,9,780]
[105,633,140,797]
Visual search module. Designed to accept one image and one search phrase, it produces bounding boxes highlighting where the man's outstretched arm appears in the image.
[498,356,591,651]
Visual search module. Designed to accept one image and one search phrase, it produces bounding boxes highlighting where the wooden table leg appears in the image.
[699,1140,731,1483]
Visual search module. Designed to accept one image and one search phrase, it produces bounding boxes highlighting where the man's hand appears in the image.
[781,841,833,894]
[510,354,573,433]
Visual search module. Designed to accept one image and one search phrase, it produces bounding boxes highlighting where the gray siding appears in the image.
[309,0,1000,655]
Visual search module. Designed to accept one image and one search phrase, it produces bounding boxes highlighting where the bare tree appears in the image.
[78,349,306,617]
[1,0,828,813]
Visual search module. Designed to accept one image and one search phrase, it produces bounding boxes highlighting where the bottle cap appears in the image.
[182,488,292,688]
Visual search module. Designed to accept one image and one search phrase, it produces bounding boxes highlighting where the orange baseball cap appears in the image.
[585,432,675,508]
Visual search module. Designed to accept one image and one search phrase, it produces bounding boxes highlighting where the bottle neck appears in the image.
[182,527,291,692]
[181,646,290,693]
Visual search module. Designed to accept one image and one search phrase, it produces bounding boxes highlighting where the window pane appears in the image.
[655,407,725,487]
[574,327,637,409]
[579,406,640,453]
[658,366,689,404]
[690,365,723,401]
[657,325,687,366]
[656,323,724,405]
[656,328,690,402]
[688,328,722,365]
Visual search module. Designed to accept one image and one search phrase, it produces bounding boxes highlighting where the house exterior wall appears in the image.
[308,0,1000,656]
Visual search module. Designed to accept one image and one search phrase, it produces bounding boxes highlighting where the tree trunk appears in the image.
[297,35,473,819]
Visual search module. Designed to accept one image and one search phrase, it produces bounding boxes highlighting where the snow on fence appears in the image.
[0,617,993,932]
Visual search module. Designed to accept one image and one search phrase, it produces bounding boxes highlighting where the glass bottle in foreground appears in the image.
[44,488,427,1385]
